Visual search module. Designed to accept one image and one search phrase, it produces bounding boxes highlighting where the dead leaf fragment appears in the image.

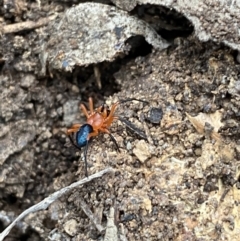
[186,110,223,141]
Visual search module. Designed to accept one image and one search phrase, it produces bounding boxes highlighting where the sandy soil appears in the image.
[0,1,240,241]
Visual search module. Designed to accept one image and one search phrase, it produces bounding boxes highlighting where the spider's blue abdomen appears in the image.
[76,124,93,147]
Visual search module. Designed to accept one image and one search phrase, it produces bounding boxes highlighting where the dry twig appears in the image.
[0,167,113,241]
[104,207,118,241]
[79,198,105,233]
[1,15,57,34]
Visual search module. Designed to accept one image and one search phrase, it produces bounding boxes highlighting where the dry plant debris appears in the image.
[104,207,118,241]
[186,110,223,141]
[0,168,113,241]
[1,15,57,34]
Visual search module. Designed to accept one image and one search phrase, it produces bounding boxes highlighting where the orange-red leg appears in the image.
[80,104,89,118]
[96,105,103,113]
[95,104,107,118]
[67,123,81,135]
[104,102,119,123]
[70,123,82,128]
[89,97,94,114]
[67,127,79,135]
[102,106,107,118]
[99,128,110,134]
[88,129,99,139]
[104,116,118,127]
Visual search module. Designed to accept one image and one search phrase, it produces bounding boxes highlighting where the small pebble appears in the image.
[63,219,78,236]
[147,107,163,124]
[133,140,151,163]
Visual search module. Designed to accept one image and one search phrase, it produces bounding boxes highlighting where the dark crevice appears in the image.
[131,4,194,41]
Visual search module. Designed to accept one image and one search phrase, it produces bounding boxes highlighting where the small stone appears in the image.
[20,74,35,88]
[63,219,78,236]
[194,148,202,156]
[71,85,80,93]
[126,141,132,150]
[133,140,151,163]
[147,107,163,124]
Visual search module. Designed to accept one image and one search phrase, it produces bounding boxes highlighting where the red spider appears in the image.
[67,97,147,176]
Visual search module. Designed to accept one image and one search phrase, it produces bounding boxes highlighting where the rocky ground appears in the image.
[0,1,240,241]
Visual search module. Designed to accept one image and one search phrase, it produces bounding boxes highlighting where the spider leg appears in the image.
[100,128,120,152]
[83,141,90,177]
[89,97,94,114]
[102,105,108,118]
[67,126,80,148]
[96,105,103,113]
[68,133,81,151]
[67,123,81,130]
[108,133,120,152]
[104,102,119,123]
[67,125,81,135]
[88,129,99,139]
[70,136,89,177]
[68,132,90,177]
[96,104,108,118]
[104,115,118,128]
[80,103,89,118]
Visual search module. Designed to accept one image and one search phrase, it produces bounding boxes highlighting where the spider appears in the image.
[67,97,148,177]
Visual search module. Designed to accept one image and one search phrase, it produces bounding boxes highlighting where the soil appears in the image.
[0,1,240,241]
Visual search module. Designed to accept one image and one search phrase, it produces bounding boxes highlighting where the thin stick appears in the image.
[119,98,148,104]
[2,15,57,34]
[79,199,104,233]
[0,167,113,241]
[118,117,147,140]
[104,207,118,241]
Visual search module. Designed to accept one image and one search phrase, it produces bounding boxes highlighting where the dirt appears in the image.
[1,1,240,241]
